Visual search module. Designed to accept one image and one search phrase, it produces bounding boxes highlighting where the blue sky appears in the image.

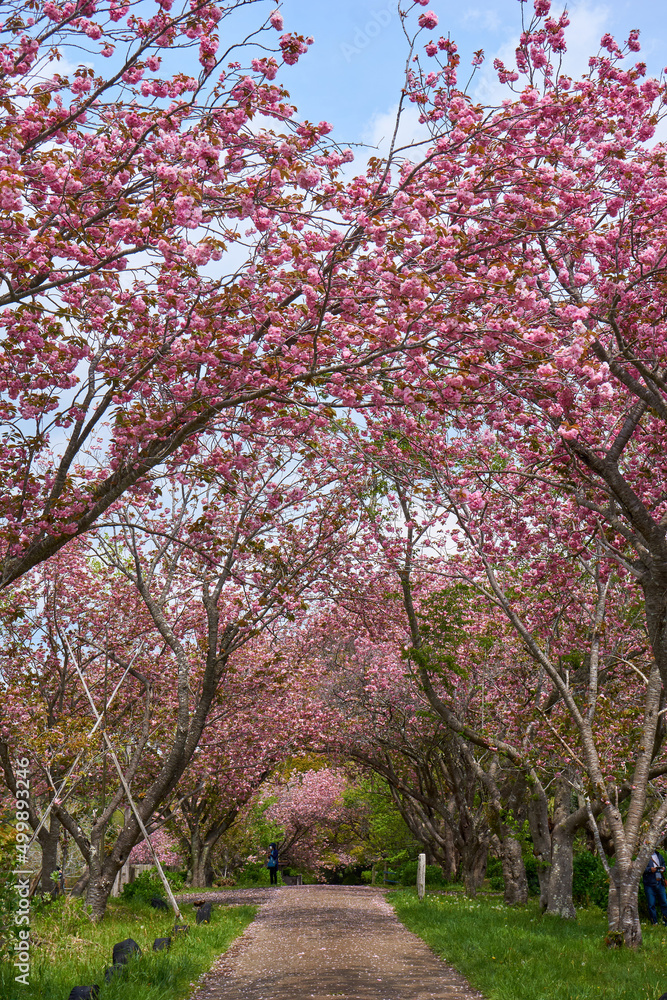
[268,0,667,148]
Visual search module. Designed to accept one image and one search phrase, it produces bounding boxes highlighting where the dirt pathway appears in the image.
[187,885,487,1000]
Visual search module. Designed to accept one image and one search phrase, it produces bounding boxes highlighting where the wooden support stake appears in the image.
[65,636,183,921]
[26,657,136,850]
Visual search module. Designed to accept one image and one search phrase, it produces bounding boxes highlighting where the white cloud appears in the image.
[462,8,503,33]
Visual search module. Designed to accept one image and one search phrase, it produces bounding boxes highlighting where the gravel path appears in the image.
[187,885,487,1000]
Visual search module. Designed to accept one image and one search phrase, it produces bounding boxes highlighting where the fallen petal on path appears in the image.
[187,885,487,1000]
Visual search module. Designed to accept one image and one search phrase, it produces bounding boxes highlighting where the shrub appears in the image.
[398,860,417,885]
[121,868,184,902]
[571,851,609,909]
[485,856,504,892]
[213,875,236,887]
[524,854,541,896]
[234,861,272,887]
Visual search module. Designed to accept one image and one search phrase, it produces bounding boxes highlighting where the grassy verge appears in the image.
[390,889,667,1000]
[0,894,255,1000]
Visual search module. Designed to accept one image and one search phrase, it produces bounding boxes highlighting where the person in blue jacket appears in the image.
[267,843,279,885]
[643,849,667,925]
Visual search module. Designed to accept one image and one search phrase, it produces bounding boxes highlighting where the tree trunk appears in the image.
[501,835,528,905]
[526,780,551,911]
[462,840,487,896]
[70,869,89,897]
[441,819,458,880]
[642,579,667,698]
[386,785,462,880]
[543,774,577,919]
[546,820,577,919]
[39,813,61,896]
[190,839,214,888]
[85,859,116,923]
[607,866,642,948]
[85,824,115,921]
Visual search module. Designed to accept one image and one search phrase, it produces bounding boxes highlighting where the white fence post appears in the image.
[417,853,426,901]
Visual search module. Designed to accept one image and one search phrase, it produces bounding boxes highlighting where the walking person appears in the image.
[267,842,279,886]
[643,848,667,925]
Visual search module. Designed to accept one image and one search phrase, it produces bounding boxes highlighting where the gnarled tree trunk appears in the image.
[189,836,215,888]
[39,813,61,897]
[607,866,642,948]
[526,779,551,911]
[461,839,488,897]
[86,821,115,922]
[544,776,578,919]
[500,835,528,905]
[547,820,577,919]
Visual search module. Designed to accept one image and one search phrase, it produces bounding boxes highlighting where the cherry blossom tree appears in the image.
[313,577,534,901]
[7,0,667,947]
[264,766,357,874]
[128,828,181,867]
[363,0,667,707]
[161,637,329,887]
[0,542,152,896]
[306,399,666,936]
[0,0,452,592]
[336,421,665,942]
[282,0,667,944]
[0,428,355,919]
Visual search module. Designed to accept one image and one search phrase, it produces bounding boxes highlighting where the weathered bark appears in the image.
[86,870,115,922]
[526,772,597,919]
[86,822,114,921]
[188,818,216,888]
[501,835,528,905]
[190,843,214,888]
[607,866,642,948]
[39,813,61,896]
[461,839,488,897]
[440,817,458,879]
[70,869,89,897]
[526,780,551,911]
[547,820,577,919]
[545,776,577,919]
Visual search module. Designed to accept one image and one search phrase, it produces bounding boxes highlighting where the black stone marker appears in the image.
[67,987,99,1000]
[196,901,213,924]
[104,965,124,984]
[112,937,142,966]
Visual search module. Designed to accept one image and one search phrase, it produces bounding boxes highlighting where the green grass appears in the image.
[0,893,255,1000]
[390,889,667,1000]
